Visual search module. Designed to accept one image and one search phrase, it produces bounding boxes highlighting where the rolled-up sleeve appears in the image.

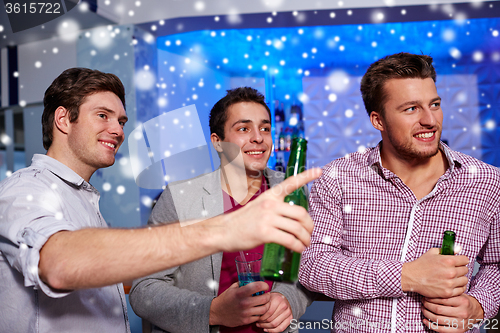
[0,174,78,298]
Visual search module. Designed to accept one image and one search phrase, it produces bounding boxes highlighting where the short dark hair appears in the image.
[360,52,436,116]
[209,87,271,140]
[42,67,125,150]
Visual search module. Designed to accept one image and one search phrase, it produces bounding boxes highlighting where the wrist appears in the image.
[400,262,415,293]
[466,294,485,321]
[209,297,221,326]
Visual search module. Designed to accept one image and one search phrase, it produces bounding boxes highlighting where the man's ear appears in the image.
[53,106,71,134]
[210,133,223,152]
[370,111,385,132]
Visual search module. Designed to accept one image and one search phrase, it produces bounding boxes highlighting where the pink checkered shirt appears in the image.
[299,142,500,333]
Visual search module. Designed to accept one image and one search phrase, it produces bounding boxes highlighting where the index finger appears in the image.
[269,168,322,199]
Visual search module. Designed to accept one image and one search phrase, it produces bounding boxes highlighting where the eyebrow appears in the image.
[95,106,129,123]
[396,96,441,110]
[230,119,271,127]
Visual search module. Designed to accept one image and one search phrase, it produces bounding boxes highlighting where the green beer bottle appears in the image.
[441,230,456,255]
[261,137,308,282]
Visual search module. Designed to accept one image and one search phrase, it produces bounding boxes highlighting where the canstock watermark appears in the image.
[3,0,80,33]
[128,104,211,190]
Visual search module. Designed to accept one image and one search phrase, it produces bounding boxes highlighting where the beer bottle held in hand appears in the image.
[440,230,456,255]
[261,137,308,282]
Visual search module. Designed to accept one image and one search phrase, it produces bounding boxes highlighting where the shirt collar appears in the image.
[367,141,463,179]
[31,154,86,187]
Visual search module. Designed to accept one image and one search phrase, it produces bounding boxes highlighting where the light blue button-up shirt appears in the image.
[0,154,130,333]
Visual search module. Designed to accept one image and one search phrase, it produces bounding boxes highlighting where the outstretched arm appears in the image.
[39,168,321,291]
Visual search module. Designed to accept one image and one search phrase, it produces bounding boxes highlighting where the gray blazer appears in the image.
[130,168,314,333]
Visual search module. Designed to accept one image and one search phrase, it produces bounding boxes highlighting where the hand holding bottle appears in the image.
[401,248,469,298]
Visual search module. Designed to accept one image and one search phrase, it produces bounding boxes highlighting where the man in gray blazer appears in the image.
[130,87,314,333]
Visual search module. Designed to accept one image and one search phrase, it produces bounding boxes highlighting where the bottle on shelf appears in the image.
[285,128,292,152]
[279,128,286,152]
[261,137,308,283]
[275,102,285,123]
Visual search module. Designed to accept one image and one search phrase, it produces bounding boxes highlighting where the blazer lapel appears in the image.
[200,170,224,289]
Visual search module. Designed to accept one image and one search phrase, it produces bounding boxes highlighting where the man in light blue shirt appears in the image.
[0,68,320,332]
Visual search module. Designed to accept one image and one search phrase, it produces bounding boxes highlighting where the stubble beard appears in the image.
[386,129,441,161]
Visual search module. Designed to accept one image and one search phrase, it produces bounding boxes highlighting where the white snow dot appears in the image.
[345,109,353,118]
[427,32,433,38]
[353,306,362,316]
[267,17,273,23]
[192,94,198,100]
[223,58,228,64]
[128,10,134,16]
[330,12,336,18]
[357,145,367,153]
[1,134,12,145]
[103,183,112,191]
[401,9,406,15]
[328,94,337,102]
[344,205,352,213]
[450,47,461,59]
[20,243,28,250]
[318,121,323,127]
[0,26,3,32]
[55,212,63,220]
[116,186,126,195]
[169,66,175,72]
[246,35,252,41]
[35,61,42,68]
[158,97,167,107]
[201,210,208,217]
[90,50,96,56]
[19,100,27,107]
[28,265,38,276]
[472,51,483,62]
[371,41,377,47]
[5,171,12,177]
[141,196,153,207]
[215,84,221,90]
[52,48,59,54]
[194,1,205,11]
[26,195,33,201]
[206,279,218,290]
[468,165,478,175]
[339,45,345,51]
[51,183,58,190]
[323,236,332,244]
[443,29,456,42]
[485,120,495,130]
[493,30,499,37]
[114,54,120,60]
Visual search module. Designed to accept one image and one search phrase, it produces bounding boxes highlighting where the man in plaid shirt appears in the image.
[299,53,499,332]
